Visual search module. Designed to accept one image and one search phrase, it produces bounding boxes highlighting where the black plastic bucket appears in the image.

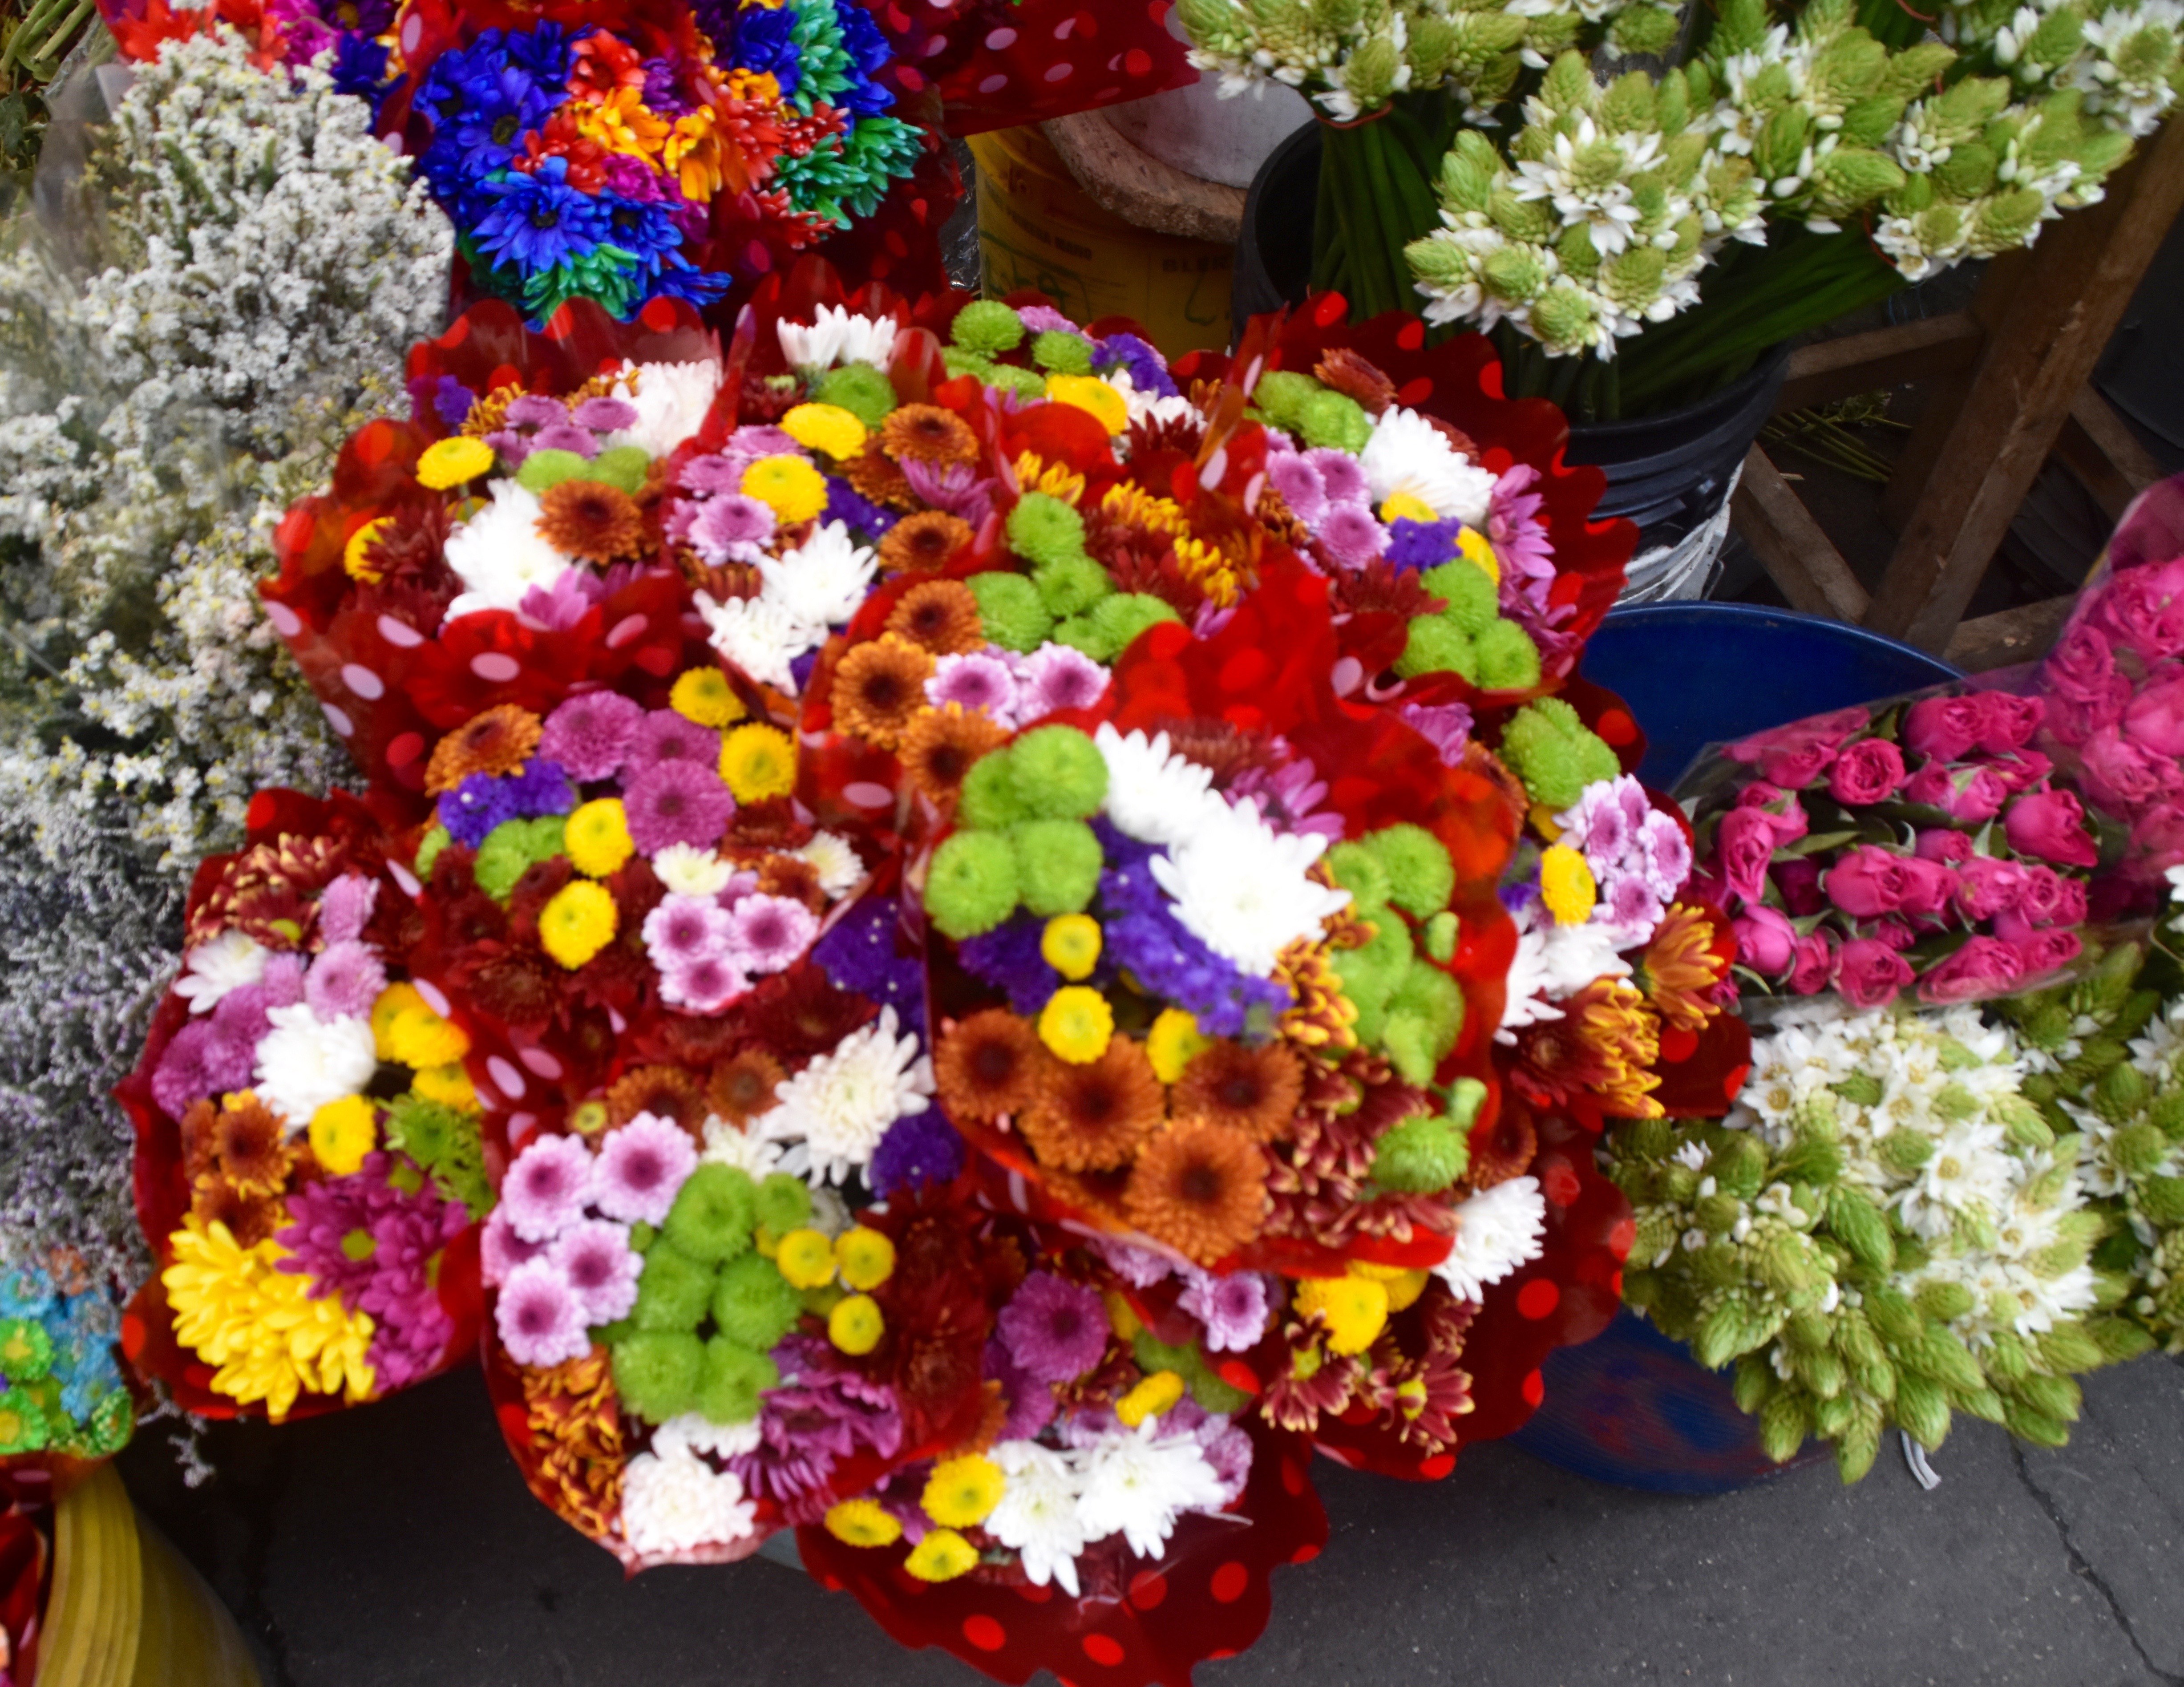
[1233,123,1788,584]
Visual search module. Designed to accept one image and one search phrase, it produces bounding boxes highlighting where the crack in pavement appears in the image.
[2010,1441,2184,1687]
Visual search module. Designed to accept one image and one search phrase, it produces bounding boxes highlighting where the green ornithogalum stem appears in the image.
[1311,91,1461,326]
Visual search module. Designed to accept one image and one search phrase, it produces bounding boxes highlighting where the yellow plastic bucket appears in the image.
[968,125,1234,357]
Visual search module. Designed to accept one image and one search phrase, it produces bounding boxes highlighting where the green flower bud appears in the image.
[632,1242,715,1332]
[1033,552,1112,619]
[813,363,897,430]
[1298,388,1371,453]
[1031,330,1094,376]
[712,1253,802,1351]
[1833,1072,1885,1108]
[1372,1113,1468,1193]
[1877,1128,1934,1174]
[969,571,1055,654]
[1364,823,1457,919]
[1474,618,1543,692]
[1010,725,1108,820]
[1479,241,1553,303]
[1913,1279,1975,1323]
[1894,1370,1951,1449]
[1828,1187,1895,1270]
[697,1336,778,1426]
[925,830,1021,939]
[664,1164,756,1264]
[1530,285,1599,354]
[1759,1392,1812,1463]
[951,299,1027,355]
[612,1331,704,1423]
[1340,32,1403,112]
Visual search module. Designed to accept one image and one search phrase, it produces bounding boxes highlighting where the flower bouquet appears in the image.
[115,790,487,1422]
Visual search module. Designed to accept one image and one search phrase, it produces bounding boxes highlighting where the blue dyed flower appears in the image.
[504,758,577,820]
[730,3,802,97]
[830,0,897,115]
[431,376,477,429]
[472,157,615,277]
[331,34,394,110]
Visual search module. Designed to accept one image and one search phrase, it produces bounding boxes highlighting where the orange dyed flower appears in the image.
[1020,1036,1165,1172]
[885,580,985,655]
[425,704,543,796]
[900,705,1010,806]
[830,634,935,750]
[537,479,647,562]
[1124,1119,1269,1265]
[1636,902,1731,1033]
[1171,1040,1306,1142]
[880,404,977,466]
[877,508,972,574]
[708,1049,786,1128]
[934,1009,1051,1122]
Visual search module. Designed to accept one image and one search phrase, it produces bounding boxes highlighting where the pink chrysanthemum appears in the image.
[1014,644,1109,720]
[926,651,1018,722]
[500,1132,595,1242]
[540,691,644,783]
[678,452,748,495]
[1306,446,1369,507]
[1267,451,1327,526]
[623,759,735,855]
[481,1207,549,1287]
[727,893,819,975]
[1399,700,1473,767]
[304,939,386,1021]
[592,1113,698,1226]
[690,493,777,564]
[548,1217,643,1324]
[532,422,600,458]
[995,1272,1109,1384]
[661,951,750,1014]
[627,708,722,778]
[1318,503,1387,569]
[496,1257,593,1368]
[1179,1269,1270,1352]
[317,874,379,946]
[643,893,734,971]
[1488,464,1554,607]
[573,396,638,433]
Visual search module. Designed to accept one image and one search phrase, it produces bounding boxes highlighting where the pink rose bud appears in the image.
[1903,696,1985,762]
[2042,622,2119,707]
[1980,749,2054,794]
[1916,935,2024,1005]
[1734,782,1809,845]
[1824,844,1913,919]
[1893,855,1958,918]
[1773,855,1824,915]
[1955,855,2029,923]
[2093,559,2184,665]
[1714,806,1784,907]
[2081,727,2183,819]
[2123,673,2184,758]
[1838,938,1915,1008]
[1902,760,2009,823]
[1973,691,2046,753]
[2013,928,2084,981]
[1864,915,1917,951]
[1827,738,1907,806]
[1733,906,1798,976]
[1788,930,1838,995]
[2005,789,2100,867]
[1727,708,1870,789]
[1916,828,1973,863]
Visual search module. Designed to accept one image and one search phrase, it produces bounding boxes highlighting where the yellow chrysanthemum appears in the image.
[564,798,635,879]
[1013,450,1087,506]
[1038,986,1114,1064]
[780,402,869,461]
[1379,491,1439,526]
[740,453,829,525]
[416,435,496,490]
[1044,373,1128,435]
[1350,1259,1428,1312]
[381,993,471,1071]
[665,107,726,201]
[903,1527,978,1582]
[1294,1274,1389,1356]
[540,881,618,971]
[1456,525,1501,585]
[342,516,393,584]
[1540,844,1598,926]
[669,666,746,728]
[1145,1007,1212,1085]
[163,1216,376,1422]
[571,84,671,162]
[719,724,797,803]
[1114,1368,1186,1429]
[1039,914,1102,982]
[412,1064,477,1111]
[776,1227,837,1290]
[1100,481,1185,536]
[921,1454,1005,1527]
[372,983,424,1057]
[1172,534,1242,609]
[824,1499,903,1548]
[308,1095,378,1177]
[827,1293,885,1356]
[834,1226,896,1291]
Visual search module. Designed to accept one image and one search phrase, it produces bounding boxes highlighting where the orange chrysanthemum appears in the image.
[1123,1119,1269,1265]
[755,854,825,911]
[521,1349,625,1541]
[708,1049,786,1127]
[1019,1036,1165,1172]
[830,634,935,750]
[900,705,1009,805]
[190,1178,284,1250]
[886,580,985,656]
[880,404,977,466]
[878,509,972,574]
[459,382,524,439]
[537,478,648,561]
[1510,977,1662,1121]
[844,440,916,510]
[606,1065,705,1136]
[1172,1040,1306,1142]
[1635,902,1731,1033]
[934,1009,1051,1122]
[425,704,544,796]
[210,1096,291,1197]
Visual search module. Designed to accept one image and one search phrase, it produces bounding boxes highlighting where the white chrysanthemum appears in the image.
[444,480,572,619]
[253,1003,377,1130]
[695,591,808,694]
[1434,1176,1547,1302]
[797,830,865,900]
[608,360,724,458]
[986,1440,1089,1596]
[1358,406,1498,526]
[777,306,900,374]
[1497,904,1631,1037]
[700,1115,785,1178]
[756,1007,933,1185]
[1073,1420,1229,1561]
[652,843,736,898]
[759,520,876,633]
[173,928,267,1013]
[1149,797,1349,976]
[651,1412,764,1462]
[1093,724,1222,848]
[619,1444,756,1556]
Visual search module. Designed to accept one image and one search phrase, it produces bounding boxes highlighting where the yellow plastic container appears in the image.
[969,125,1235,357]
[38,1464,263,1687]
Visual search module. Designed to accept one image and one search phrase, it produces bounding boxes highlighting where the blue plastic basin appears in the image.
[1507,603,1962,1493]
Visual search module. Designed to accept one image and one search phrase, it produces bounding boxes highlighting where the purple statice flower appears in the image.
[505,758,576,819]
[643,893,734,970]
[1318,503,1387,570]
[626,709,722,779]
[984,1335,1056,1443]
[318,873,380,945]
[1399,700,1474,766]
[812,894,923,1028]
[500,1133,595,1242]
[996,1272,1109,1384]
[541,690,643,783]
[549,1218,642,1325]
[789,649,821,693]
[1384,516,1467,574]
[1092,821,1292,1038]
[431,376,476,429]
[927,651,1019,723]
[1012,643,1109,720]
[1308,446,1370,507]
[481,1206,548,1286]
[592,1113,697,1226]
[1180,1270,1271,1353]
[900,456,993,527]
[531,422,599,458]
[689,493,777,565]
[867,1110,964,1199]
[623,759,735,855]
[659,950,750,1014]
[496,1256,592,1369]
[823,476,898,537]
[574,396,639,432]
[728,893,820,975]
[1094,331,1177,399]
[732,1336,904,1523]
[304,939,386,1021]
[958,912,1061,1015]
[439,772,520,849]
[1266,450,1327,526]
